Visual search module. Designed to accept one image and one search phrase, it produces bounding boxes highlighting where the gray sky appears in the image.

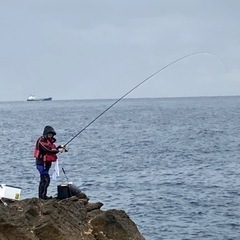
[0,0,239,101]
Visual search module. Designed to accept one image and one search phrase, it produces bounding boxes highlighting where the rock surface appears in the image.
[0,193,145,240]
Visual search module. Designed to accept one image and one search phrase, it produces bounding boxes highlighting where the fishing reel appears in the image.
[57,145,68,152]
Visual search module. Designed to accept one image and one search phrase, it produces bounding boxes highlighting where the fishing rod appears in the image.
[62,167,69,182]
[63,51,225,147]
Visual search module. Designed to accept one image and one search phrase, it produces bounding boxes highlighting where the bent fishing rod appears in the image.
[63,51,224,147]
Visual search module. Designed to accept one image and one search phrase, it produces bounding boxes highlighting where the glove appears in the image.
[58,148,65,153]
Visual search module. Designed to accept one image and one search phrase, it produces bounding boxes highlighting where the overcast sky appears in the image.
[0,0,239,101]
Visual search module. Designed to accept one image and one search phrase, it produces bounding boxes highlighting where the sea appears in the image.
[0,96,240,240]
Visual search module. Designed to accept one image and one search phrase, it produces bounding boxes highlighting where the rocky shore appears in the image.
[0,192,145,240]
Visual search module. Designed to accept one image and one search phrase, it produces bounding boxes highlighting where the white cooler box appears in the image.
[0,184,21,200]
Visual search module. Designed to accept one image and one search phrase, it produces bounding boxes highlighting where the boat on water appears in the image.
[27,95,52,101]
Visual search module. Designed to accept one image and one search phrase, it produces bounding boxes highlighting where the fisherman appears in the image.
[34,126,67,199]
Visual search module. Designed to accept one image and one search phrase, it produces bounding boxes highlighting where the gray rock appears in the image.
[0,193,145,240]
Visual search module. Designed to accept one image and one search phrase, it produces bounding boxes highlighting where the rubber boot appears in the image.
[39,174,51,199]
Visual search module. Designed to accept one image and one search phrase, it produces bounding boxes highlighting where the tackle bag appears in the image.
[57,184,81,199]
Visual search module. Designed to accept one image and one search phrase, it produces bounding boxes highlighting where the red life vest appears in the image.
[34,137,58,162]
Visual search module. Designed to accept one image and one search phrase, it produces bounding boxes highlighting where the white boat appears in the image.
[27,95,52,101]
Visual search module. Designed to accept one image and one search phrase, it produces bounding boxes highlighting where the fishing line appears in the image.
[64,51,225,147]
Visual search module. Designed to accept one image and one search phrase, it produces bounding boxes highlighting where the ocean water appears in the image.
[0,97,240,240]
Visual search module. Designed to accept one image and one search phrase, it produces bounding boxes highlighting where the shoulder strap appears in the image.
[36,136,42,149]
[34,137,42,158]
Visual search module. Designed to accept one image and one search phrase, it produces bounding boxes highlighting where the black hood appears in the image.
[43,126,56,136]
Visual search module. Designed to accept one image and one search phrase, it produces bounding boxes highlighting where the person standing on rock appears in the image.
[34,126,67,199]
